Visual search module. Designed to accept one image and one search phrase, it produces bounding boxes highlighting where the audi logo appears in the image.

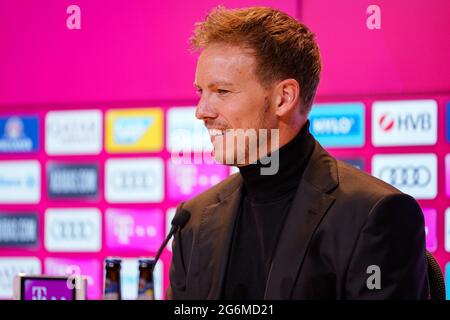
[112,171,154,190]
[378,166,431,187]
[50,220,95,240]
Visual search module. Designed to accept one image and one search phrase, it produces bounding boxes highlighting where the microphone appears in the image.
[151,209,191,270]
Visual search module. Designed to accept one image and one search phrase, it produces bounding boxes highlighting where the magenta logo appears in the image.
[106,209,164,252]
[45,258,101,299]
[24,279,73,300]
[446,155,450,197]
[423,208,437,253]
[167,161,230,201]
[378,113,395,132]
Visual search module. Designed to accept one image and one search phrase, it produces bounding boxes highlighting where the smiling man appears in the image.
[167,6,429,300]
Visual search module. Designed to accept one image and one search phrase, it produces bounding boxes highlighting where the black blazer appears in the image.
[167,139,429,300]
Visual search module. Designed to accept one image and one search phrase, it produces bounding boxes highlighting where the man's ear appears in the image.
[274,79,301,117]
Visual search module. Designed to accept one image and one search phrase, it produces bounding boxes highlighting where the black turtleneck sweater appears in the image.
[222,121,315,300]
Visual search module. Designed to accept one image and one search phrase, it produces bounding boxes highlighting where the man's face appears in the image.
[194,43,277,166]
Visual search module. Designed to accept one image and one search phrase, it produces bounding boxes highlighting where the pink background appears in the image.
[0,0,449,299]
[1,0,450,107]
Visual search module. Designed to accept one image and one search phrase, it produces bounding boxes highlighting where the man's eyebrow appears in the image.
[193,81,234,89]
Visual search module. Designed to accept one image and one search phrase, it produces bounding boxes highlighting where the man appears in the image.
[167,6,429,299]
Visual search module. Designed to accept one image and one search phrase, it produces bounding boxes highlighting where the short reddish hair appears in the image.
[190,6,321,114]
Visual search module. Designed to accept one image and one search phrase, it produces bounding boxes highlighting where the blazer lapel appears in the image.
[264,142,339,299]
[195,174,244,299]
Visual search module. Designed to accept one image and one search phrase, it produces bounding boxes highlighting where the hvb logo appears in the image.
[309,103,365,147]
[378,112,432,132]
[378,113,394,132]
[372,100,437,146]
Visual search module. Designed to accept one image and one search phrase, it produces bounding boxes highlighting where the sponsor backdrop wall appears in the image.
[1,0,450,299]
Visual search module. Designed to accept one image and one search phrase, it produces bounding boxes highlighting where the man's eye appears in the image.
[217,89,230,95]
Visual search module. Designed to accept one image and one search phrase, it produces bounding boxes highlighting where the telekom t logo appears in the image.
[175,165,198,195]
[112,214,157,245]
[32,286,47,300]
[174,165,221,195]
[32,286,67,300]
[113,215,134,245]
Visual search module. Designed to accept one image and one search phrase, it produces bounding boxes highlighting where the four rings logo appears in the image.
[50,220,95,241]
[372,154,437,200]
[45,209,101,252]
[105,158,164,203]
[112,171,153,190]
[378,166,431,187]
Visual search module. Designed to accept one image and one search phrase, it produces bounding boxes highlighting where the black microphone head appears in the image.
[171,209,191,230]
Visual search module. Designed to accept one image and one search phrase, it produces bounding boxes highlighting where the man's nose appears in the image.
[195,97,218,120]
